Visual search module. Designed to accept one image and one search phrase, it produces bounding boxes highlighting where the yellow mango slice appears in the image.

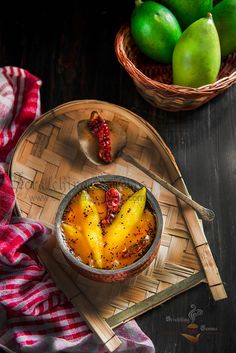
[61,223,91,264]
[104,208,155,268]
[77,190,104,268]
[131,209,156,244]
[63,199,83,229]
[87,186,107,221]
[103,186,147,265]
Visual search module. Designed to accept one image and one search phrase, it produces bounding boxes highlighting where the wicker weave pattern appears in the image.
[114,24,236,111]
[10,101,203,322]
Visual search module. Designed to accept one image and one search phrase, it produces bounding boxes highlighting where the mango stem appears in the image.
[135,0,143,7]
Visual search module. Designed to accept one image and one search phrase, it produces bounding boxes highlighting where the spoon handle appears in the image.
[121,151,215,222]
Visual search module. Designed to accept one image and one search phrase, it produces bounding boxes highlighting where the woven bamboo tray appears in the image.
[9,100,227,347]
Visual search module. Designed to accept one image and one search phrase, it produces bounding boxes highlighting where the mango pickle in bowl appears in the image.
[55,175,163,282]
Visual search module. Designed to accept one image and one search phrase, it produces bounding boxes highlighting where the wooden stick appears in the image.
[37,247,122,352]
[174,180,227,301]
[106,271,206,328]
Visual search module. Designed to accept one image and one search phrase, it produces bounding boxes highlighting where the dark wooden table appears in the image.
[1,1,235,352]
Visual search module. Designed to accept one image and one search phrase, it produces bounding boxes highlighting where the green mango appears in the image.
[130,0,182,63]
[159,0,213,29]
[212,0,236,58]
[173,13,221,88]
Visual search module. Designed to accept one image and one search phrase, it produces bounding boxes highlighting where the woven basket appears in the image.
[114,23,236,112]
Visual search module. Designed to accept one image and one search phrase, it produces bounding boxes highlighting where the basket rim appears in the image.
[114,23,236,95]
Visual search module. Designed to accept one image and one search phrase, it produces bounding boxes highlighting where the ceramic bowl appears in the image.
[55,174,163,282]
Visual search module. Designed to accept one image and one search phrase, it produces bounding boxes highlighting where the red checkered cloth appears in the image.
[0,67,155,353]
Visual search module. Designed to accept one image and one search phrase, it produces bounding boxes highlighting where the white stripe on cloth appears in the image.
[0,74,13,130]
[9,307,83,322]
[1,67,15,144]
[9,225,29,242]
[1,279,57,304]
[0,266,45,278]
[14,68,25,118]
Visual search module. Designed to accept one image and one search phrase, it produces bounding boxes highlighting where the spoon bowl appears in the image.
[77,120,127,165]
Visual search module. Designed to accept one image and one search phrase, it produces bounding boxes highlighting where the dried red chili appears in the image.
[87,111,112,163]
[101,187,121,226]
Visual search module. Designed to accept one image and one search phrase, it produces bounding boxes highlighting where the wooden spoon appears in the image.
[77,119,215,222]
